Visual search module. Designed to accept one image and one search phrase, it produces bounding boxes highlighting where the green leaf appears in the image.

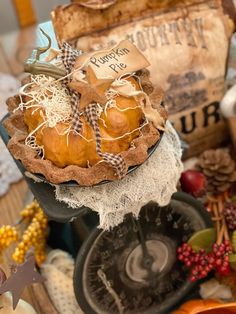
[231,195,236,203]
[230,254,236,262]
[187,228,216,252]
[232,231,236,253]
[230,253,236,271]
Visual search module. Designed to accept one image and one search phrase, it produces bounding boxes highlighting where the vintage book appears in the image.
[51,0,236,157]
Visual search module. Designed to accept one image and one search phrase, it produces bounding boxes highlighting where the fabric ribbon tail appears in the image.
[84,104,126,178]
[138,93,165,131]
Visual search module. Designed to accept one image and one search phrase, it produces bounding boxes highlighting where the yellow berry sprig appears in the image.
[0,225,18,252]
[20,200,41,221]
[12,201,48,265]
[0,200,48,266]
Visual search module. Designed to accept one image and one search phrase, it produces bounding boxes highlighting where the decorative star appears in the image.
[0,254,45,309]
[0,268,6,286]
[68,65,113,110]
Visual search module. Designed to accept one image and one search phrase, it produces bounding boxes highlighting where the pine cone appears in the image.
[198,149,236,194]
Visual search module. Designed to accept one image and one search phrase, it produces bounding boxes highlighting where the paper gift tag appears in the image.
[75,40,150,79]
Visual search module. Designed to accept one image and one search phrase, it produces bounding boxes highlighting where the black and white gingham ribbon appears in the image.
[61,42,83,133]
[84,103,126,178]
[61,43,126,178]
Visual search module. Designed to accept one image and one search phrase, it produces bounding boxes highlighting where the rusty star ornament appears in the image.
[69,65,113,110]
[0,253,45,309]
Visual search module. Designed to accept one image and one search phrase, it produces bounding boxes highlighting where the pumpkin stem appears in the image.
[23,29,67,79]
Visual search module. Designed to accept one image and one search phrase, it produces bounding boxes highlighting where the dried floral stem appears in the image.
[223,219,230,241]
[224,191,231,202]
[217,222,225,245]
[214,200,225,244]
[207,193,230,245]
[207,191,232,245]
[214,193,230,243]
[207,196,222,243]
[212,202,220,236]
[207,195,218,203]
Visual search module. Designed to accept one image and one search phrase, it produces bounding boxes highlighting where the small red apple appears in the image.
[180,170,206,197]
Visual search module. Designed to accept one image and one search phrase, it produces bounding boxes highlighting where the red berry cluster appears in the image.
[177,240,232,282]
[212,241,231,276]
[223,202,236,230]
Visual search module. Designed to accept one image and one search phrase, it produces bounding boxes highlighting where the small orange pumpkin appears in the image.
[172,300,236,314]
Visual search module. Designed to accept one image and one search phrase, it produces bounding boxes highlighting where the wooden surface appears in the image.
[0,24,58,313]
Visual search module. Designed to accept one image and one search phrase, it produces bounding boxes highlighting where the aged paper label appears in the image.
[75,40,150,79]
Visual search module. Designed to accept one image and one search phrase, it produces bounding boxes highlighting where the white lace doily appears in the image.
[41,250,83,314]
[55,121,183,230]
[0,73,22,197]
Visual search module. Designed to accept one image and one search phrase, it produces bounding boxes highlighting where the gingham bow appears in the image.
[61,42,83,133]
[84,104,126,178]
[61,43,126,178]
